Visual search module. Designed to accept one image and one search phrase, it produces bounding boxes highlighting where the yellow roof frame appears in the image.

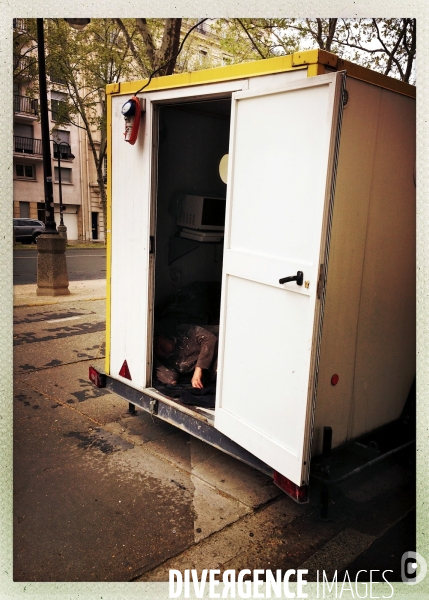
[107,49,415,99]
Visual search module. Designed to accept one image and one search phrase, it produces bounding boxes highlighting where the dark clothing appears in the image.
[155,324,218,385]
[154,382,217,409]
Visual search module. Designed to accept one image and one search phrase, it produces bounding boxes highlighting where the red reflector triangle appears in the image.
[119,360,132,380]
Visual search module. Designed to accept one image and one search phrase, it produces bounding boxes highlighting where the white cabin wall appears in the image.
[313,78,416,454]
[109,94,152,389]
[155,105,230,305]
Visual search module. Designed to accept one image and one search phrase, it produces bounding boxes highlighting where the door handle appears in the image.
[279,271,303,286]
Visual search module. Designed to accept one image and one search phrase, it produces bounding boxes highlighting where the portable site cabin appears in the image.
[92,49,416,501]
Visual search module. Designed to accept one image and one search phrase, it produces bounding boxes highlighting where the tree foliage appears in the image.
[215,18,416,84]
[44,18,142,229]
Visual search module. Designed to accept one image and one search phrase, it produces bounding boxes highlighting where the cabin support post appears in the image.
[320,426,332,520]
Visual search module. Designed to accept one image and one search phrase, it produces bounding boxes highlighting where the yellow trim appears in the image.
[306,64,325,78]
[107,49,415,100]
[295,49,415,97]
[105,92,112,375]
[109,82,121,94]
[106,54,303,96]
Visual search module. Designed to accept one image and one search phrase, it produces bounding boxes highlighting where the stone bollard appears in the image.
[36,233,70,296]
[57,224,68,242]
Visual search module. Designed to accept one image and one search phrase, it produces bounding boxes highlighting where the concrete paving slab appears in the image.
[299,528,376,579]
[189,446,282,508]
[190,474,251,543]
[16,362,282,574]
[13,300,106,374]
[106,411,181,445]
[106,440,252,548]
[206,461,416,580]
[14,380,196,581]
[338,463,412,503]
[140,497,305,580]
[144,433,282,509]
[19,360,126,427]
[14,332,105,374]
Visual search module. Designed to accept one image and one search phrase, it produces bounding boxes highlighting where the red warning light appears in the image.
[331,374,339,386]
[119,360,132,380]
[89,366,106,388]
[273,471,309,503]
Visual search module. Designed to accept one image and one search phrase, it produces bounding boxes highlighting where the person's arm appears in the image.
[155,360,178,386]
[191,366,204,389]
[190,326,217,388]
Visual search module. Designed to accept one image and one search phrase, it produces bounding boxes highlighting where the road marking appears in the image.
[46,316,83,323]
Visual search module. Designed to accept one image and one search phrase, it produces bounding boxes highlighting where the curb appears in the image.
[13,280,106,308]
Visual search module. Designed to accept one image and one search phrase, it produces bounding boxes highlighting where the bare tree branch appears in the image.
[236,18,267,59]
[135,18,156,70]
[326,18,338,51]
[115,18,148,76]
[155,19,182,75]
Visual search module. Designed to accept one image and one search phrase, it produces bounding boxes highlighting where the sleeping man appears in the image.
[153,324,218,389]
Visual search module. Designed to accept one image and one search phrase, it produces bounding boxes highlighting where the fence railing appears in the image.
[13,94,38,116]
[13,136,43,155]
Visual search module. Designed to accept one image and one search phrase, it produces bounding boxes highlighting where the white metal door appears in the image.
[215,72,345,487]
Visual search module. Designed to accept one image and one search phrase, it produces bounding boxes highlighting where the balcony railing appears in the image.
[14,94,38,117]
[13,136,43,155]
[13,55,36,78]
[13,19,28,31]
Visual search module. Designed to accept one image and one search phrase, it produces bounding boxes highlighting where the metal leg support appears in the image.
[128,402,136,415]
[320,426,332,520]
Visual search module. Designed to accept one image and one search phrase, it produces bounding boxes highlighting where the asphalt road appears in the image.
[13,248,106,285]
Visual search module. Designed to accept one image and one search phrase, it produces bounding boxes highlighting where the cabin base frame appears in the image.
[100,371,274,476]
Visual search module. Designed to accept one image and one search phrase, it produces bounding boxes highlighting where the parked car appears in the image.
[13,218,45,244]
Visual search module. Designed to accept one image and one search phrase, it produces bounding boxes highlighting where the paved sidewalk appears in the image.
[13,278,106,308]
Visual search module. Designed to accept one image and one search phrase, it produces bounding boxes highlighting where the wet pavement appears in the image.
[12,281,418,590]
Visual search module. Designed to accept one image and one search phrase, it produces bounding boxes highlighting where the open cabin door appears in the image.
[215,72,345,487]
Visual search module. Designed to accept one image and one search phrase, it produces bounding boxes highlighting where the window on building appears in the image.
[51,92,68,122]
[199,48,209,67]
[19,202,30,218]
[49,69,67,85]
[14,123,34,153]
[37,202,46,223]
[15,163,35,179]
[53,130,72,158]
[54,167,72,183]
[195,21,209,34]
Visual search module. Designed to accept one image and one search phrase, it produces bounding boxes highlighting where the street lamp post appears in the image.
[53,141,73,237]
[55,142,65,227]
[35,17,90,296]
[36,18,56,234]
[36,18,69,296]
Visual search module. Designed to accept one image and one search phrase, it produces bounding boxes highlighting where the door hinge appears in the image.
[149,236,155,254]
[317,264,325,299]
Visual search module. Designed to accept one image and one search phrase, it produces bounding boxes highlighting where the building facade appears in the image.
[13,20,84,240]
[13,18,231,243]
